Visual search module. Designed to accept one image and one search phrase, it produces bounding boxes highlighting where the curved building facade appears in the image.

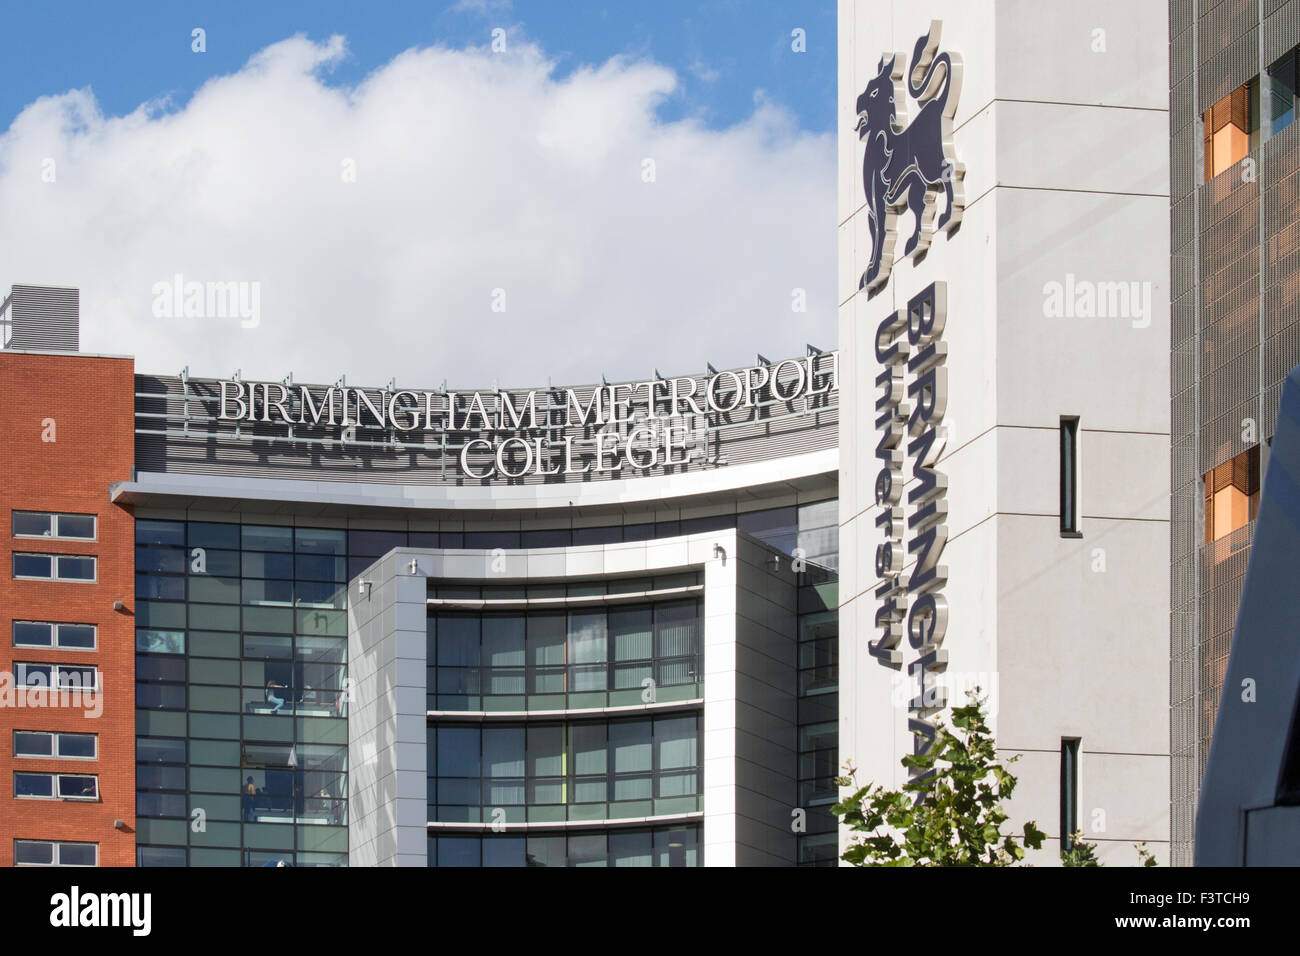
[0,307,840,867]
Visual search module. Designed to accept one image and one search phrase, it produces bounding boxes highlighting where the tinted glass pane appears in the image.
[243,525,293,552]
[13,554,51,578]
[137,738,187,763]
[14,732,52,757]
[611,720,652,773]
[136,520,185,546]
[520,529,568,548]
[57,734,96,758]
[438,836,479,867]
[189,522,241,549]
[57,556,96,580]
[295,527,346,555]
[58,843,97,866]
[12,622,52,646]
[15,773,53,797]
[56,515,95,539]
[572,526,621,545]
[437,616,479,667]
[59,775,98,798]
[482,837,525,867]
[349,530,406,557]
[437,727,480,778]
[464,531,520,549]
[567,832,607,867]
[14,841,54,865]
[525,835,564,868]
[14,513,53,536]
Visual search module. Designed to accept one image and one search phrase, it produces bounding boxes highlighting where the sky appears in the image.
[0,0,838,389]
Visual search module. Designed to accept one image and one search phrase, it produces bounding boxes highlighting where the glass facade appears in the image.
[428,589,702,712]
[134,519,351,867]
[429,714,701,825]
[133,499,836,866]
[428,823,700,867]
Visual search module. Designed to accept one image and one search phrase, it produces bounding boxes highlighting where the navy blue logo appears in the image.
[856,20,965,294]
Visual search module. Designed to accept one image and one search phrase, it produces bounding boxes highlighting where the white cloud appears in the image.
[0,34,835,389]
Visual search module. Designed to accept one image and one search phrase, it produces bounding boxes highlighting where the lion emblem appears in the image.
[856,20,965,293]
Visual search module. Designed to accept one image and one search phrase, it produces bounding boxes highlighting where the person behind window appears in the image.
[266,680,286,713]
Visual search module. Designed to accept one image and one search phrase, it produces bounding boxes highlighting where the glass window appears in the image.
[437,836,479,867]
[568,611,607,692]
[525,835,565,868]
[437,727,480,779]
[610,829,653,866]
[58,775,98,799]
[242,552,294,579]
[437,615,479,667]
[520,529,569,548]
[572,526,621,545]
[136,520,185,546]
[15,773,54,797]
[15,840,97,866]
[58,556,96,580]
[348,529,406,557]
[1203,78,1260,181]
[1269,48,1298,135]
[526,613,566,694]
[57,624,96,650]
[611,721,652,773]
[13,512,52,536]
[137,737,186,763]
[482,837,525,867]
[56,843,97,867]
[12,621,52,647]
[136,630,185,655]
[13,840,55,865]
[189,522,240,549]
[12,511,95,539]
[482,617,524,672]
[243,525,293,552]
[56,514,96,539]
[654,826,698,867]
[57,733,97,759]
[464,531,521,549]
[12,553,51,578]
[14,731,54,757]
[295,527,346,555]
[567,832,607,867]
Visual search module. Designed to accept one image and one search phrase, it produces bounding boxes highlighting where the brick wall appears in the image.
[0,350,136,866]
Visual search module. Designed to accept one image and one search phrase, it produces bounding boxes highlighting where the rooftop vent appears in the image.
[1,284,79,352]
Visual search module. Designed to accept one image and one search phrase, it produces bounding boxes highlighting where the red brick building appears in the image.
[0,347,136,866]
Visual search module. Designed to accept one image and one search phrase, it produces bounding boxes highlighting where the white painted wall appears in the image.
[838,0,1171,865]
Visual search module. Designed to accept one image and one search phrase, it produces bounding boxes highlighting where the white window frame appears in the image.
[12,553,98,583]
[12,511,97,541]
[13,730,98,760]
[13,771,99,801]
[14,662,102,692]
[11,621,97,651]
[13,839,98,867]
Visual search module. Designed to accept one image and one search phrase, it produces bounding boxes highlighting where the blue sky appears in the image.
[0,1,837,387]
[1,0,836,135]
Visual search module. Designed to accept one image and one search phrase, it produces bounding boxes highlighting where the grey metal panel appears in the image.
[1263,0,1300,62]
[7,285,79,352]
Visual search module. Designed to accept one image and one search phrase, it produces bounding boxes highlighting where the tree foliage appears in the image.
[832,691,1046,866]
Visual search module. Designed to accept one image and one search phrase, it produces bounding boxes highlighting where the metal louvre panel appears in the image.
[1199,28,1260,111]
[1263,0,1300,63]
[8,285,79,352]
[1172,115,1198,202]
